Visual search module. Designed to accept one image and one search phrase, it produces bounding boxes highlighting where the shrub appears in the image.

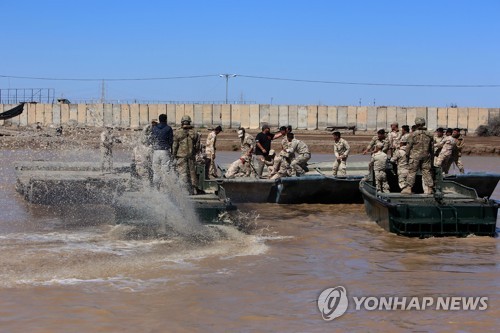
[476,116,500,137]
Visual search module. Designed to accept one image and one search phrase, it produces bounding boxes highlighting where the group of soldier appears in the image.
[362,118,465,194]
[103,114,465,196]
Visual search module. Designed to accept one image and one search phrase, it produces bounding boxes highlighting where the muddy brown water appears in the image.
[0,148,498,332]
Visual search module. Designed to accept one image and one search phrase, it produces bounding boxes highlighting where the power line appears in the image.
[0,74,219,81]
[1,73,499,88]
[237,74,500,88]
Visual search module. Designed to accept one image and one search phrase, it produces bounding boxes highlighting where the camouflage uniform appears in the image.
[205,131,217,178]
[370,150,390,192]
[434,135,455,171]
[390,146,409,189]
[270,151,293,179]
[225,156,252,178]
[388,130,402,154]
[450,135,465,173]
[132,124,154,182]
[332,138,350,177]
[433,134,444,164]
[173,122,201,194]
[100,128,114,172]
[404,128,434,192]
[288,139,311,176]
[366,136,390,154]
[240,132,255,156]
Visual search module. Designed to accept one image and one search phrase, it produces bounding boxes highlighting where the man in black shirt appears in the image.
[254,124,283,176]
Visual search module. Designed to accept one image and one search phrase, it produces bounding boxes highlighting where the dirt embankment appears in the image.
[1,126,499,156]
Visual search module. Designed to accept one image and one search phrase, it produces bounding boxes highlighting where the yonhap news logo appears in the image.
[317,286,488,321]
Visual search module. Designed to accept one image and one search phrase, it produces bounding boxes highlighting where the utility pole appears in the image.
[100,79,106,103]
[219,74,236,104]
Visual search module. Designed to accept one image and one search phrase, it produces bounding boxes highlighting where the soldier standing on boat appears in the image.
[390,137,409,190]
[369,142,390,192]
[286,133,311,176]
[401,117,434,194]
[450,128,465,173]
[150,114,174,190]
[269,126,292,179]
[173,115,201,195]
[238,127,255,157]
[435,128,455,174]
[388,122,401,156]
[363,129,389,155]
[205,125,222,179]
[132,120,157,184]
[100,126,115,172]
[332,131,350,177]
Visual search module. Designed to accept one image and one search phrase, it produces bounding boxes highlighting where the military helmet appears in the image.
[181,115,192,124]
[415,117,426,126]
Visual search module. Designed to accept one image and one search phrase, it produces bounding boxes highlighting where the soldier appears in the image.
[254,124,283,176]
[390,138,409,190]
[237,127,255,157]
[450,128,465,173]
[388,122,401,155]
[401,117,434,194]
[400,125,410,143]
[332,131,350,177]
[205,125,222,178]
[100,126,115,172]
[151,114,174,190]
[225,155,252,179]
[363,129,389,154]
[270,150,293,179]
[433,127,445,164]
[369,142,390,193]
[173,115,201,194]
[286,132,311,176]
[269,126,292,178]
[435,128,455,174]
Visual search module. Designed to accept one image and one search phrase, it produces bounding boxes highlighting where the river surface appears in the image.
[0,147,499,332]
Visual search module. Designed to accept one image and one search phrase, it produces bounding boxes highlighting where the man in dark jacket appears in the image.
[151,113,173,190]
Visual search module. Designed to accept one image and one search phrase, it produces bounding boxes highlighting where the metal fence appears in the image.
[0,88,55,104]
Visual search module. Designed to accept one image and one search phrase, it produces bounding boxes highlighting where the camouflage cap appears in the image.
[415,117,426,125]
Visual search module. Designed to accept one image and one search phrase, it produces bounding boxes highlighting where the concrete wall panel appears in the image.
[406,108,417,128]
[212,104,222,126]
[297,106,308,129]
[103,104,112,126]
[129,104,140,129]
[307,105,318,130]
[166,104,176,126]
[467,108,479,132]
[269,105,279,127]
[120,104,130,128]
[175,104,185,125]
[248,105,259,129]
[184,104,194,123]
[318,105,328,129]
[156,104,167,122]
[347,106,357,127]
[288,105,298,129]
[43,104,53,125]
[327,106,337,127]
[396,107,407,126]
[427,107,438,130]
[259,104,270,126]
[61,104,71,125]
[77,104,86,125]
[193,104,203,127]
[278,105,288,126]
[239,104,250,128]
[221,104,231,127]
[20,103,29,126]
[367,106,377,130]
[356,106,367,130]
[457,108,468,129]
[148,104,159,123]
[35,103,44,124]
[52,104,61,125]
[231,104,241,128]
[416,107,427,121]
[478,108,488,126]
[337,106,348,126]
[489,108,500,122]
[437,108,447,128]
[447,108,458,129]
[386,106,397,126]
[111,104,121,126]
[376,107,386,130]
[202,104,212,127]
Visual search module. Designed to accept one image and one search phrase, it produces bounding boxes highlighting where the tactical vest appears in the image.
[175,127,199,158]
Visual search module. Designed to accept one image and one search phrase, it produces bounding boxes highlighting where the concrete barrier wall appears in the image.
[1,103,498,133]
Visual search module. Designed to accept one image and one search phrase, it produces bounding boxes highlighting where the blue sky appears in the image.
[1,0,499,107]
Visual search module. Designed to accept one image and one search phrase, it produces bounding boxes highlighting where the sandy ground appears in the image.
[1,125,499,156]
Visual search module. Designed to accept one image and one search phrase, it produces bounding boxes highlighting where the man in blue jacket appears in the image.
[151,114,173,190]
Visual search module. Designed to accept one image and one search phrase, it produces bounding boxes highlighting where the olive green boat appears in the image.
[359,173,499,237]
